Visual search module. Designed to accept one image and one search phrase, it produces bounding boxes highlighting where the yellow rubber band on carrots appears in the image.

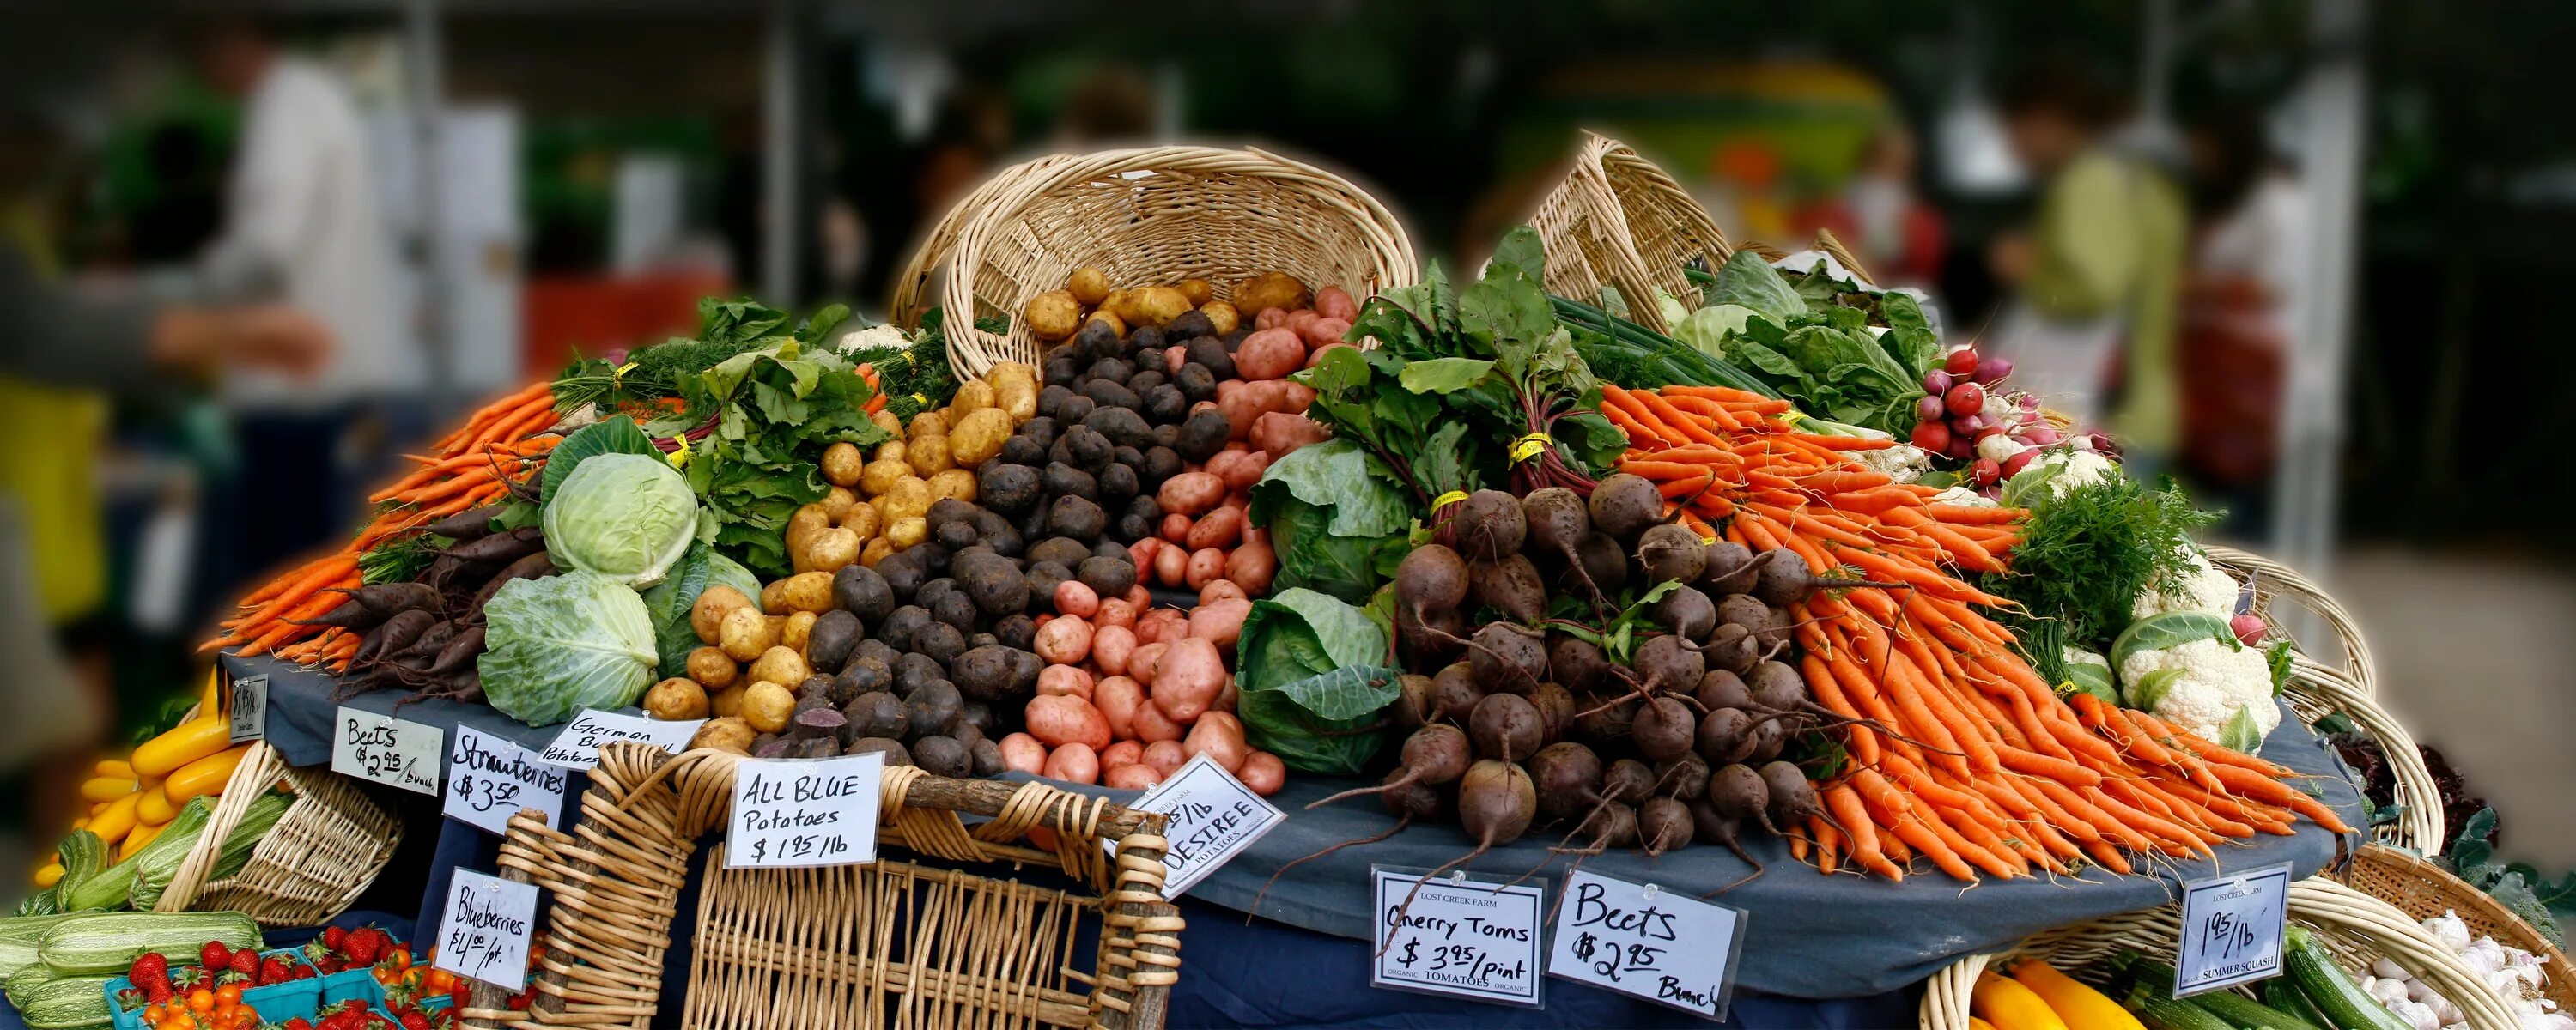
[1430,491,1468,511]
[1508,433,1552,463]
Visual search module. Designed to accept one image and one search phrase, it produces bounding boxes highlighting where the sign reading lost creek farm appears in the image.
[726,753,884,869]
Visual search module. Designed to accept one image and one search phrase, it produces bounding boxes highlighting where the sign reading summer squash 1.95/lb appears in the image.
[225,673,267,744]
[2174,862,2291,997]
[331,706,442,795]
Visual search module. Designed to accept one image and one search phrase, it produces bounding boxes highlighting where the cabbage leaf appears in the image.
[479,572,660,726]
[544,452,699,588]
[1235,588,1399,775]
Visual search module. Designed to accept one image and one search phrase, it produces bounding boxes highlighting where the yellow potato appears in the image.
[927,468,979,505]
[1066,266,1111,306]
[860,536,896,566]
[872,439,908,467]
[949,408,1012,467]
[1126,286,1193,328]
[692,585,753,645]
[908,410,948,441]
[820,486,858,523]
[1097,289,1131,323]
[784,503,832,557]
[690,716,756,754]
[802,526,860,572]
[719,606,778,662]
[995,379,1038,423]
[881,477,933,522]
[686,646,738,689]
[1200,300,1240,336]
[986,361,1036,394]
[860,458,911,497]
[951,379,997,414]
[821,442,865,487]
[1233,271,1310,314]
[1175,278,1213,306]
[1084,310,1127,338]
[760,579,793,615]
[643,678,710,721]
[708,687,746,719]
[1024,289,1083,342]
[780,611,818,652]
[908,434,954,477]
[749,645,811,688]
[776,571,835,614]
[741,681,796,734]
[887,516,928,549]
[839,503,880,541]
[869,410,903,436]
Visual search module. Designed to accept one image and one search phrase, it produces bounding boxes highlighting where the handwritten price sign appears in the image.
[539,710,702,769]
[444,725,570,836]
[1115,754,1285,898]
[1369,867,1546,1008]
[726,752,883,869]
[226,674,266,744]
[1546,869,1745,1021]
[331,707,442,795]
[435,869,538,991]
[2175,862,2292,997]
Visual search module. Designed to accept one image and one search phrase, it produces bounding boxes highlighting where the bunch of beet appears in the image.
[322,506,558,706]
[1334,473,1882,882]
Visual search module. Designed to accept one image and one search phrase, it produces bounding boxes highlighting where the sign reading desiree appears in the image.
[331,706,442,796]
[1114,754,1285,898]
[725,752,884,869]
[444,725,570,836]
[434,869,538,991]
[538,709,702,769]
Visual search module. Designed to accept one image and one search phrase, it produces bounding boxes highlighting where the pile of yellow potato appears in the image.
[1021,266,1311,340]
[784,361,1037,574]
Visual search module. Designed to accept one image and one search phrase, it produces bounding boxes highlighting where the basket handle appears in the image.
[155,742,288,915]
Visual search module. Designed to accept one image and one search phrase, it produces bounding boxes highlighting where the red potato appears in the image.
[1242,526,1269,550]
[1152,638,1228,723]
[1188,598,1254,650]
[1100,740,1145,768]
[1315,286,1358,323]
[1186,548,1227,590]
[1054,580,1101,618]
[1036,663,1095,700]
[1034,615,1095,664]
[1204,450,1272,492]
[1236,328,1307,380]
[1091,625,1139,676]
[1125,585,1151,608]
[1104,763,1163,791]
[1218,391,1265,441]
[1238,751,1287,796]
[1165,347,1186,374]
[1127,642,1169,687]
[1158,512,1194,543]
[1182,711,1250,773]
[1215,676,1237,714]
[998,733,1048,775]
[1199,580,1247,605]
[1042,742,1100,785]
[1026,694,1113,751]
[1285,309,1320,338]
[1302,317,1352,349]
[1142,740,1187,777]
[1154,542,1188,586]
[1130,697,1186,742]
[1225,541,1277,596]
[1095,676,1145,738]
[1157,472,1227,517]
[1186,507,1244,550]
[1280,383,1316,411]
[1250,412,1333,457]
[1303,342,1356,370]
[1093,597,1138,630]
[1127,536,1163,571]
[1254,306,1290,330]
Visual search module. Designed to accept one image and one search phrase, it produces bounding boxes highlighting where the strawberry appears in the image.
[286,1019,315,1030]
[115,987,145,1011]
[144,984,173,1006]
[398,1010,431,1030]
[260,956,292,985]
[172,966,207,991]
[322,926,349,951]
[201,941,233,971]
[129,952,172,992]
[447,983,469,1008]
[293,966,318,980]
[342,929,383,966]
[231,948,260,978]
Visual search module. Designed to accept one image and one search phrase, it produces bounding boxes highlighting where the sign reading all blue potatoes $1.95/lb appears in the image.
[1369,867,1546,1009]
[726,752,884,869]
[1546,868,1747,1021]
[2174,862,2292,997]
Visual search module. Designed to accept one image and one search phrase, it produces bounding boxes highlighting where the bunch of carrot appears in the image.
[199,382,561,670]
[1600,383,2350,883]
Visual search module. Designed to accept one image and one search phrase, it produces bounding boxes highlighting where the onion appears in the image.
[1923,369,1953,395]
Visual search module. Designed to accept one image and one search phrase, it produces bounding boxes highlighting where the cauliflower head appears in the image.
[1851,442,1933,483]
[2036,449,2119,497]
[2118,636,2279,743]
[2132,549,2241,621]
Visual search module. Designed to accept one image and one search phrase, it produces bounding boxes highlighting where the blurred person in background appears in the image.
[2179,108,2305,536]
[1986,58,2188,479]
[1791,124,1946,286]
[184,15,406,585]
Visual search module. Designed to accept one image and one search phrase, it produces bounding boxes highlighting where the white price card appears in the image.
[1546,868,1746,1021]
[435,869,538,991]
[2174,862,2293,997]
[1370,867,1546,1007]
[538,709,702,769]
[444,725,571,836]
[726,752,884,869]
[331,707,443,795]
[1115,754,1286,898]
[226,674,267,745]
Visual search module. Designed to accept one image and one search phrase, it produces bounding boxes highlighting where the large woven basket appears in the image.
[461,743,1183,1030]
[1920,876,2525,1030]
[886,154,1076,340]
[2208,547,2439,852]
[2342,844,2576,1016]
[153,741,403,927]
[902,144,1417,382]
[1526,130,1734,336]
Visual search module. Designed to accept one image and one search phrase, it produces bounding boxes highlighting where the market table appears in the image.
[223,651,2366,1014]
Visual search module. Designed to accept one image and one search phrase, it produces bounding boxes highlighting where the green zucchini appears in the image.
[2265,978,2337,1030]
[2128,988,2241,1030]
[0,915,85,982]
[2114,953,2324,1030]
[36,912,259,975]
[2282,926,2410,1030]
[14,973,112,1028]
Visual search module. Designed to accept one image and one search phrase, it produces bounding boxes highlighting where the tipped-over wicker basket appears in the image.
[1920,876,2526,1030]
[1526,130,1734,336]
[2342,844,2575,1017]
[895,145,1416,382]
[153,741,403,927]
[462,743,1183,1030]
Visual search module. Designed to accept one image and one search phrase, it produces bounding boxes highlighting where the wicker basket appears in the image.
[2208,548,2441,853]
[462,743,1183,1030]
[1526,130,1734,336]
[152,741,403,927]
[887,154,1076,339]
[1920,876,2525,1030]
[2342,844,2576,1016]
[902,144,1416,382]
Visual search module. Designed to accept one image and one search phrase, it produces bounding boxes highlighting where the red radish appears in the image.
[1911,420,1952,452]
[1923,369,1953,395]
[1916,395,1945,421]
[1944,382,1985,416]
[1970,457,2001,486]
[1973,355,2014,384]
[2001,450,2039,477]
[1944,436,1975,461]
[1974,421,2007,441]
[1944,348,1979,375]
[2230,613,2267,645]
[2023,426,2062,446]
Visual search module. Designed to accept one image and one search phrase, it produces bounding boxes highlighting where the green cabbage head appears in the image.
[478,571,660,726]
[543,451,698,588]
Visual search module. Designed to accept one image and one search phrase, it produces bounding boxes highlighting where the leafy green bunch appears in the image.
[664,321,893,579]
[1686,251,1945,435]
